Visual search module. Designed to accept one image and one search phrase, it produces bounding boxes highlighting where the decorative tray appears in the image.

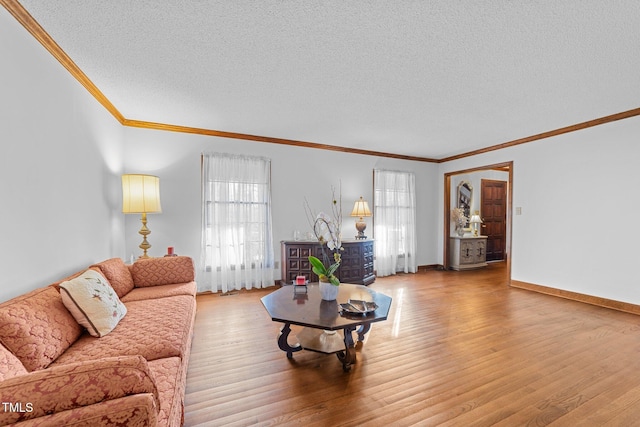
[339,299,378,315]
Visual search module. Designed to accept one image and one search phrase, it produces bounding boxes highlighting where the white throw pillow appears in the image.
[59,269,127,337]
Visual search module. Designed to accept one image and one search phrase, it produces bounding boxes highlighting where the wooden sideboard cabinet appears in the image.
[281,240,375,285]
[449,236,488,271]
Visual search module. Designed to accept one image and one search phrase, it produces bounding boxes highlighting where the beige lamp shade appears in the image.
[470,214,482,224]
[350,197,372,218]
[122,174,162,214]
[470,211,483,237]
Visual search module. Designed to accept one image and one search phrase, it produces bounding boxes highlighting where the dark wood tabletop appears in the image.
[261,283,392,330]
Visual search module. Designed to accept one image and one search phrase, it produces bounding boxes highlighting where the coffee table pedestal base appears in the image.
[277,322,370,372]
[278,323,302,359]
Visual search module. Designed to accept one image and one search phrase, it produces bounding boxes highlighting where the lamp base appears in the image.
[355,220,368,240]
[138,213,152,258]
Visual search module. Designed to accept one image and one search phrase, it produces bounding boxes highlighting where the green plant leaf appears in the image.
[308,256,325,273]
[327,262,340,276]
[329,275,340,286]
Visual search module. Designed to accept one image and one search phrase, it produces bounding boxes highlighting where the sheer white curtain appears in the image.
[373,169,417,276]
[200,153,275,293]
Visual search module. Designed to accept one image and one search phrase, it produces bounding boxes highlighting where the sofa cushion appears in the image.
[131,256,195,287]
[51,295,196,366]
[0,344,27,381]
[59,270,128,337]
[121,281,197,303]
[91,258,135,298]
[0,286,83,372]
[49,269,86,289]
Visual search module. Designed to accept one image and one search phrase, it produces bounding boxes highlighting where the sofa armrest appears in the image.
[10,394,158,427]
[131,256,195,287]
[0,355,159,425]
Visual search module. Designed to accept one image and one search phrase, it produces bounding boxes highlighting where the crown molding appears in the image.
[4,0,640,164]
[123,119,439,162]
[438,107,640,163]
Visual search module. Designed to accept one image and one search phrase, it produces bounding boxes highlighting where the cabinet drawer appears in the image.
[287,246,312,259]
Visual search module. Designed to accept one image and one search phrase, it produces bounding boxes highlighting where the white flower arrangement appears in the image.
[304,185,343,286]
[451,207,468,229]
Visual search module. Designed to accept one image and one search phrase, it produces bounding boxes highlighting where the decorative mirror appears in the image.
[456,181,472,229]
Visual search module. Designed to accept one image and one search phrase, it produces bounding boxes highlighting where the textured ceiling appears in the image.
[14,1,640,159]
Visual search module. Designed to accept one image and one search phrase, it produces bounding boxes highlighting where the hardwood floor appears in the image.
[184,263,640,426]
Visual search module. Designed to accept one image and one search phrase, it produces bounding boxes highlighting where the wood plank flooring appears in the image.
[184,263,640,426]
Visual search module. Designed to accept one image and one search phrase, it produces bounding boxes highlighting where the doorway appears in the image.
[443,162,513,279]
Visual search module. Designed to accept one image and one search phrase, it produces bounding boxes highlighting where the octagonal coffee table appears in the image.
[261,283,392,371]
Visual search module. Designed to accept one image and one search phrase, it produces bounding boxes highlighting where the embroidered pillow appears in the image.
[59,270,127,337]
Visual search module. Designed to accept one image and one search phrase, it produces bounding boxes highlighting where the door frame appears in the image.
[443,161,513,281]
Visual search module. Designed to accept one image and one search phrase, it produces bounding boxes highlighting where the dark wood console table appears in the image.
[261,283,391,371]
[281,240,375,285]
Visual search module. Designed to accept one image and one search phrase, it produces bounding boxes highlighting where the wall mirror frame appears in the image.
[456,181,473,229]
[443,161,514,277]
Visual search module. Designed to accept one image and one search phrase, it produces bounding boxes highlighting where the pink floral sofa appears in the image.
[0,256,197,427]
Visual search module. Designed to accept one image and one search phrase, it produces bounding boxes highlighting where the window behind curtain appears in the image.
[373,169,417,276]
[200,153,274,293]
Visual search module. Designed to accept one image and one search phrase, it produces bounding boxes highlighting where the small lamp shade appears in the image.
[350,197,372,218]
[470,214,482,224]
[350,197,372,239]
[470,211,483,236]
[122,174,162,214]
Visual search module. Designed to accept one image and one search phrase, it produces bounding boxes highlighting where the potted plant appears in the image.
[308,252,340,286]
[305,186,343,300]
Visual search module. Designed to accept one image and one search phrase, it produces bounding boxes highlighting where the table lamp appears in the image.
[350,196,372,240]
[470,211,483,237]
[122,174,162,258]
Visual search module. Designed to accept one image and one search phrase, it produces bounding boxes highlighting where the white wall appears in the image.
[439,116,640,304]
[122,127,439,284]
[0,9,125,302]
